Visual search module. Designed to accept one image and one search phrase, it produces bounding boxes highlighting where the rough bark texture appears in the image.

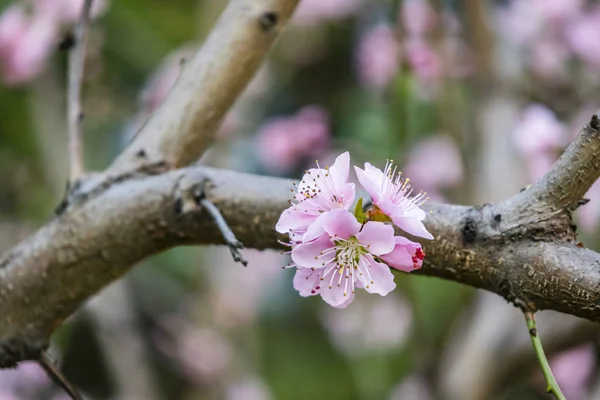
[1,0,600,372]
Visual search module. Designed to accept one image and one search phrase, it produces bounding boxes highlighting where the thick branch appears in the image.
[108,0,299,174]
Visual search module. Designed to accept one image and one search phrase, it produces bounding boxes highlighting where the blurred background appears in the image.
[0,0,599,399]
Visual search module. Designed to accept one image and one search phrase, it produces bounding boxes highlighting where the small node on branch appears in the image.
[58,31,76,51]
[259,12,279,31]
[460,216,478,244]
[38,352,83,400]
[177,177,248,266]
[590,113,600,131]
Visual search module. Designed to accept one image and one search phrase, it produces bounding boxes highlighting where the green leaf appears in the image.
[354,197,366,224]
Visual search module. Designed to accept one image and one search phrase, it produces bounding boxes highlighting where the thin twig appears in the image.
[199,197,248,266]
[524,312,566,400]
[38,351,83,400]
[67,0,93,183]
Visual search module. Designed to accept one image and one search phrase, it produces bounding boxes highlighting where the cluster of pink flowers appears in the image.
[276,152,431,308]
[0,0,107,85]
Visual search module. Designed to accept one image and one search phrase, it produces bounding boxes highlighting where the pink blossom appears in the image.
[276,152,355,237]
[403,135,463,192]
[0,361,51,396]
[388,375,433,400]
[497,1,544,46]
[0,9,58,85]
[321,293,413,356]
[226,377,272,400]
[566,8,600,69]
[35,0,109,24]
[293,0,365,25]
[355,24,399,89]
[380,236,425,272]
[399,0,437,36]
[155,317,231,384]
[291,209,397,307]
[257,106,330,174]
[529,39,569,81]
[512,104,566,156]
[550,344,595,400]
[355,161,433,239]
[208,249,283,328]
[530,0,583,24]
[404,38,443,83]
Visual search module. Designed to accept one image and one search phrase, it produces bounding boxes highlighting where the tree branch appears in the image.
[108,0,300,174]
[67,0,93,183]
[2,108,600,366]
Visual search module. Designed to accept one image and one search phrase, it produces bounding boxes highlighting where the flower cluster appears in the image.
[276,152,432,308]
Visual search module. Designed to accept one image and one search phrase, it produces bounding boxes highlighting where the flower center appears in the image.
[320,236,373,296]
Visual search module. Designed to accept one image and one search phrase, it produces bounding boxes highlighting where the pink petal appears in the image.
[328,151,350,189]
[380,237,422,272]
[355,221,395,255]
[331,293,355,308]
[303,212,327,242]
[363,255,396,295]
[391,215,434,239]
[293,268,322,297]
[338,182,356,209]
[291,234,332,269]
[320,277,353,307]
[354,163,383,202]
[275,208,317,234]
[322,209,361,239]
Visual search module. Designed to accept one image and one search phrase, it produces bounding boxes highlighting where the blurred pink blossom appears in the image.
[226,377,272,400]
[0,0,108,85]
[498,1,544,46]
[155,317,232,384]
[513,104,566,181]
[399,0,437,37]
[404,38,443,83]
[512,104,566,156]
[566,7,600,69]
[35,0,109,24]
[530,39,569,81]
[355,24,399,89]
[293,0,365,25]
[257,105,330,174]
[0,361,51,397]
[208,249,283,328]
[321,294,413,356]
[549,344,595,400]
[0,7,58,85]
[388,374,433,400]
[578,179,600,233]
[403,135,463,195]
[530,0,583,23]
